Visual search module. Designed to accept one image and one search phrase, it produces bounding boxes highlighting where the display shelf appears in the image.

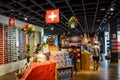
[18,30,24,60]
[55,65,74,80]
[0,26,3,65]
[0,26,8,65]
[81,54,90,70]
[7,27,17,62]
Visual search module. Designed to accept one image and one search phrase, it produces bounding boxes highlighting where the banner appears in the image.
[9,17,16,26]
[45,9,59,23]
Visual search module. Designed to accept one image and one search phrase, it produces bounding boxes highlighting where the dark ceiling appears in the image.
[0,0,120,35]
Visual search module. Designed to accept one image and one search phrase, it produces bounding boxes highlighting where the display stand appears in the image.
[81,54,90,70]
[55,65,74,80]
[20,60,56,80]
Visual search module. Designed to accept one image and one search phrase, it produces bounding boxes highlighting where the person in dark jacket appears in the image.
[73,48,78,73]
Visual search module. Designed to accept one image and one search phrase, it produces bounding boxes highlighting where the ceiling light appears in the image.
[100,8,106,11]
[19,13,22,15]
[110,12,113,15]
[51,27,54,30]
[108,16,111,18]
[110,8,114,11]
[97,19,100,22]
[10,9,15,12]
[24,17,28,20]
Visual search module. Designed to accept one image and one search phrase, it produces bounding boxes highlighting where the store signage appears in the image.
[45,9,59,23]
[9,17,16,27]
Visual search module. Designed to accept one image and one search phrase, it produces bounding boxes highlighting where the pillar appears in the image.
[110,19,118,62]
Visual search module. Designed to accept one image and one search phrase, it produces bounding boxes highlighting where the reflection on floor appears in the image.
[74,61,120,80]
[0,60,120,80]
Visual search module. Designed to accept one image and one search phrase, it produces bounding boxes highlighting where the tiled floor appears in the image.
[0,60,120,80]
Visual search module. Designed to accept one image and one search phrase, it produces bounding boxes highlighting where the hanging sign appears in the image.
[9,17,16,27]
[45,9,59,23]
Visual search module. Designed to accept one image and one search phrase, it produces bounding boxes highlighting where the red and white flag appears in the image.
[9,17,16,27]
[45,9,59,24]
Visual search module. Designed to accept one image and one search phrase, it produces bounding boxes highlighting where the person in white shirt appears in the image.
[92,41,100,70]
[87,41,92,54]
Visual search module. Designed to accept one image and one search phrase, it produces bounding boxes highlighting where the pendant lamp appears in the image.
[82,34,88,45]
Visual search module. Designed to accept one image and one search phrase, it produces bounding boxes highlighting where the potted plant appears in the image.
[21,24,35,34]
[68,16,79,28]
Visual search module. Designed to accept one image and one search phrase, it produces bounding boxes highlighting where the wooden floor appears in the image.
[0,61,120,80]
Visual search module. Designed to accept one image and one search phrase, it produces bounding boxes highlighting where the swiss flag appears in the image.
[9,17,16,27]
[45,9,59,24]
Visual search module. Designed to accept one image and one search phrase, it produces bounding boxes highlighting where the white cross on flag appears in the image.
[45,9,59,23]
[9,17,16,27]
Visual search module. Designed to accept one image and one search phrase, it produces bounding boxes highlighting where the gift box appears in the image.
[65,58,72,66]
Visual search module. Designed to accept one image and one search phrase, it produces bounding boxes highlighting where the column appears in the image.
[110,19,118,62]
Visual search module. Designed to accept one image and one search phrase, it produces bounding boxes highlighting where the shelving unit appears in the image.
[55,65,74,80]
[18,30,24,60]
[0,25,8,65]
[7,27,17,62]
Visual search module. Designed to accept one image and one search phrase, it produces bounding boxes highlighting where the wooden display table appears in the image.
[77,61,81,71]
[55,65,74,80]
[81,54,90,70]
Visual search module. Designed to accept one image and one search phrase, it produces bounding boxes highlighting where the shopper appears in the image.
[87,41,92,54]
[92,41,100,70]
[34,44,41,62]
[26,44,30,63]
[73,48,79,74]
[35,44,41,54]
[68,46,74,65]
[87,41,93,68]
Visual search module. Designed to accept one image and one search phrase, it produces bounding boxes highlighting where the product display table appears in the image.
[20,60,56,80]
[55,65,74,80]
[81,54,90,70]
